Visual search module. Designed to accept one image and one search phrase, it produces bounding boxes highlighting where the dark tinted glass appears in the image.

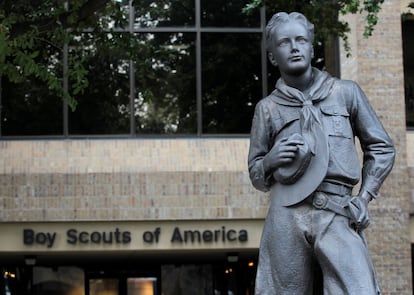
[403,20,414,127]
[133,33,197,134]
[133,0,195,28]
[2,77,63,136]
[94,1,130,30]
[68,33,130,135]
[202,33,262,134]
[201,0,260,27]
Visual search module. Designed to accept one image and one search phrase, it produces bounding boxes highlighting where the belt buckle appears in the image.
[313,193,328,209]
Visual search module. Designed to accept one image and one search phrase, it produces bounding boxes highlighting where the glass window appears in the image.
[2,76,63,136]
[98,1,130,30]
[89,278,119,295]
[127,277,157,295]
[202,33,262,133]
[133,0,195,28]
[402,19,414,127]
[1,1,333,137]
[201,0,260,27]
[1,36,63,136]
[68,33,131,135]
[32,266,85,295]
[161,264,213,295]
[133,32,197,134]
[212,262,256,295]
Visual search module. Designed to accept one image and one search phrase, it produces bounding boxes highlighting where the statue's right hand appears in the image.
[263,136,304,173]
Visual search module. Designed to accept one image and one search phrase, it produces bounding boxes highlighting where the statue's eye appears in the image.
[278,39,290,47]
[297,37,308,44]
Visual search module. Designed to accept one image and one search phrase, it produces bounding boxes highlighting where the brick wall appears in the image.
[0,139,268,222]
[341,0,412,293]
[0,0,412,292]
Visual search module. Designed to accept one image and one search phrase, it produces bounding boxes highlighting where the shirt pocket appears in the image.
[320,105,353,139]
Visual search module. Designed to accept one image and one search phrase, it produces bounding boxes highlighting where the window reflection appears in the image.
[133,0,195,28]
[133,33,196,134]
[202,33,262,134]
[89,278,119,295]
[1,0,335,136]
[103,2,130,30]
[32,266,85,295]
[161,264,213,295]
[2,77,63,136]
[127,277,157,295]
[403,19,414,127]
[68,33,131,135]
[201,0,260,27]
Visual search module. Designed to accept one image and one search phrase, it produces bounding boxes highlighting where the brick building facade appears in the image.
[0,0,413,294]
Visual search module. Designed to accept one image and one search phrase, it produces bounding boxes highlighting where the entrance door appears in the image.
[127,278,157,295]
[88,276,158,295]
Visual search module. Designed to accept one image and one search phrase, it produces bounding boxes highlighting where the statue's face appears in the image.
[269,21,313,76]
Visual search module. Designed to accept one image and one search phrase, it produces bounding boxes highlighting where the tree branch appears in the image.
[9,0,112,39]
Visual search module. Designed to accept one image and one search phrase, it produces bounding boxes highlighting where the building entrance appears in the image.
[84,259,257,295]
[1,251,257,295]
[87,276,158,295]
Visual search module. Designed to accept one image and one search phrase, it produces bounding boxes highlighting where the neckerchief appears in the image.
[271,68,336,154]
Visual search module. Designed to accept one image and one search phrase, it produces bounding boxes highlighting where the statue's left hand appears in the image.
[347,193,371,232]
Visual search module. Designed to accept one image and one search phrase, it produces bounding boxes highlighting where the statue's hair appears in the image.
[266,12,314,52]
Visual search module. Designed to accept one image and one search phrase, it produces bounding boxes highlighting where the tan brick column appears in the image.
[341,0,412,293]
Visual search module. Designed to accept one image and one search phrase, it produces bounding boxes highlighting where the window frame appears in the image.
[0,1,268,138]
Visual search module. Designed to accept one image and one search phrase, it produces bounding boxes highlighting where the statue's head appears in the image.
[266,12,314,51]
[266,12,314,75]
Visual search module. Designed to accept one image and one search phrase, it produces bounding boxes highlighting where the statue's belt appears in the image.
[308,182,353,218]
[317,182,352,196]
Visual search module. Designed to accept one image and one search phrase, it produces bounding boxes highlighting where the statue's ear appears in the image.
[268,52,278,67]
[311,46,314,59]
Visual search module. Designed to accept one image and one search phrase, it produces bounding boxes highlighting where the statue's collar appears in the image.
[271,68,336,106]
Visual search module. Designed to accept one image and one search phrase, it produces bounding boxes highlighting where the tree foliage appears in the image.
[244,0,386,55]
[0,0,128,110]
[402,1,414,20]
[0,0,405,118]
